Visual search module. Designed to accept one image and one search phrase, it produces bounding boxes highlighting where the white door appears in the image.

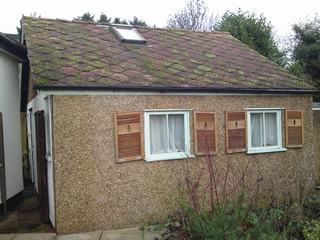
[44,97,55,227]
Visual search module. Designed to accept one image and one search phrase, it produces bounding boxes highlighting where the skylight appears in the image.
[111,25,146,44]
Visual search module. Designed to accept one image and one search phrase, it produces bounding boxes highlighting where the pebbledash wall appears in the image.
[51,94,315,234]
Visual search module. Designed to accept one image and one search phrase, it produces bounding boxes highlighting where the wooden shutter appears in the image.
[285,110,304,148]
[226,111,246,153]
[114,112,143,162]
[194,112,216,155]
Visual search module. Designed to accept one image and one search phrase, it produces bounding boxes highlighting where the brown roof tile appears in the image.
[22,17,314,92]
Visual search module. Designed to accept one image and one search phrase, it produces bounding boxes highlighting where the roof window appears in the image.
[110,24,146,44]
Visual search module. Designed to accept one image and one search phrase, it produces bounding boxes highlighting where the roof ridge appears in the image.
[22,16,230,36]
[22,16,98,26]
[134,25,231,35]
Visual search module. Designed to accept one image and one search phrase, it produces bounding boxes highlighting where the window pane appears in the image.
[265,113,278,146]
[116,28,144,41]
[168,114,185,152]
[251,113,263,147]
[150,115,167,154]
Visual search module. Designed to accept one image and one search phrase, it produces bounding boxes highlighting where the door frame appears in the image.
[0,112,7,218]
[34,110,49,223]
[27,108,36,185]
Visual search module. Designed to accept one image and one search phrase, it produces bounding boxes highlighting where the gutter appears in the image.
[0,33,27,61]
[33,85,318,95]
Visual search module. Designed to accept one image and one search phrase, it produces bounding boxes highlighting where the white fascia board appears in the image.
[38,90,304,97]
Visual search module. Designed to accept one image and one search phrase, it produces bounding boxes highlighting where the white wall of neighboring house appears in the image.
[27,94,55,227]
[0,51,23,202]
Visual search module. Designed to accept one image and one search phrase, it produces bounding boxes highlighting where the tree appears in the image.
[97,13,111,24]
[290,16,320,88]
[167,0,214,31]
[130,16,147,26]
[215,9,286,66]
[74,12,95,21]
[113,17,128,25]
[73,13,148,26]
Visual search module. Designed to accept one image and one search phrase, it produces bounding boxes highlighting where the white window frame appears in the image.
[111,24,146,44]
[144,110,191,161]
[247,108,286,154]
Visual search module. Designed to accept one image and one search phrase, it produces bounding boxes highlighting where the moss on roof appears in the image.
[22,16,314,91]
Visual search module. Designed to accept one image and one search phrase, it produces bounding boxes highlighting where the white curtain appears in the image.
[150,115,167,154]
[265,113,277,146]
[168,114,185,152]
[251,113,263,147]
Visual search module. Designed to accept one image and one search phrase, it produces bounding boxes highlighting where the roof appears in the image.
[22,17,316,94]
[0,32,27,61]
[5,33,20,42]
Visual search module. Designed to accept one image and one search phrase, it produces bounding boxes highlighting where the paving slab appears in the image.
[100,228,143,240]
[143,231,163,240]
[0,225,166,240]
[100,227,165,240]
[57,231,101,240]
[0,234,16,240]
[12,233,56,240]
[0,212,19,233]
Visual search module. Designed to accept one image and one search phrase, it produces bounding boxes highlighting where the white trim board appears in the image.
[38,90,308,97]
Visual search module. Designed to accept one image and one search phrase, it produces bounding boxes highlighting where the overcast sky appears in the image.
[1,0,319,41]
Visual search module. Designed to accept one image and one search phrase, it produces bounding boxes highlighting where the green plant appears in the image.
[245,208,287,240]
[286,220,304,240]
[177,147,313,239]
[303,193,320,219]
[181,197,292,239]
[181,199,246,239]
[303,220,320,240]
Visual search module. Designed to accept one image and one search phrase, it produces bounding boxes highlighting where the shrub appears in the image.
[181,198,247,239]
[303,220,320,240]
[177,149,314,239]
[180,194,291,239]
[303,193,320,219]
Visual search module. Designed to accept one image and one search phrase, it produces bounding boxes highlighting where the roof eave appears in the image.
[0,33,27,61]
[33,84,318,95]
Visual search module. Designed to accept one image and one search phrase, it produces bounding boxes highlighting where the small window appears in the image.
[111,24,146,44]
[144,111,190,161]
[247,109,286,154]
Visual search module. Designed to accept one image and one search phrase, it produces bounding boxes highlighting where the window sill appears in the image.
[145,152,194,162]
[247,147,287,154]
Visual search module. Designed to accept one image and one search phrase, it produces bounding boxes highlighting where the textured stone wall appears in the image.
[52,95,315,234]
[314,110,320,180]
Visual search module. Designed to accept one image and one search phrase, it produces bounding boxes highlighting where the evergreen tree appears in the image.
[290,16,320,89]
[215,9,286,66]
